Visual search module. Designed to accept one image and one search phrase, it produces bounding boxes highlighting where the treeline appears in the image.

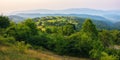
[0,15,120,60]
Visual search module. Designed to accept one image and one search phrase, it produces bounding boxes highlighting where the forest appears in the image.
[0,15,120,60]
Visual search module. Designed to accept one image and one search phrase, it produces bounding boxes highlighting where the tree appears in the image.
[15,23,31,41]
[24,19,38,35]
[111,30,120,45]
[62,23,75,36]
[67,32,90,56]
[27,33,49,49]
[81,19,98,40]
[89,40,104,59]
[0,15,10,28]
[6,19,38,42]
[78,19,102,57]
[99,30,113,47]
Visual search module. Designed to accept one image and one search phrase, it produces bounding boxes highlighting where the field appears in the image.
[0,45,89,60]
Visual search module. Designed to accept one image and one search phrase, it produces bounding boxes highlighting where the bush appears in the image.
[27,33,49,49]
[105,48,120,60]
[0,36,15,46]
[12,41,31,53]
[100,52,118,60]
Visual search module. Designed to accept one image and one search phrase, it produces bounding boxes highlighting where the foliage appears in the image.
[81,19,98,40]
[111,30,120,45]
[0,15,10,28]
[6,19,38,42]
[62,23,76,36]
[15,23,32,41]
[12,41,31,53]
[0,36,15,46]
[27,32,49,49]
[1,16,120,60]
[24,19,38,35]
[89,40,104,59]
[100,52,118,60]
[99,30,114,47]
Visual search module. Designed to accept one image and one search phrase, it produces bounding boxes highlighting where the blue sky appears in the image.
[0,0,120,13]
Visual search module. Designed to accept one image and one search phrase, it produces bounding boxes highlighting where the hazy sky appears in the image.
[0,0,120,13]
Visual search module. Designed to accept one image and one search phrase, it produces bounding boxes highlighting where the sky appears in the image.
[0,0,120,14]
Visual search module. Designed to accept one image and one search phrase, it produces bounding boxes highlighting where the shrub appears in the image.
[100,52,118,60]
[0,36,15,46]
[12,41,31,53]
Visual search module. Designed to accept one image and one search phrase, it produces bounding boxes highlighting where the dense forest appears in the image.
[0,15,120,60]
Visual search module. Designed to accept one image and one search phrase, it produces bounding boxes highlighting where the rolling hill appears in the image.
[10,8,120,22]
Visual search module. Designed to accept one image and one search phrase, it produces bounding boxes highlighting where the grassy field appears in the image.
[0,46,89,60]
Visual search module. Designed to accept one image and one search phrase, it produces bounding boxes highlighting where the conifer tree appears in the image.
[0,15,10,28]
[81,18,98,40]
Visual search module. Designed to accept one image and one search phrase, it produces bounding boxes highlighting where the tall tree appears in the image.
[81,18,98,40]
[77,19,101,57]
[0,15,10,28]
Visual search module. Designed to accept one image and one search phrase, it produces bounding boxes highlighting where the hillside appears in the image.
[33,16,116,30]
[10,8,120,22]
[8,16,119,30]
[9,15,25,22]
[114,22,120,29]
[0,15,120,60]
[0,45,89,60]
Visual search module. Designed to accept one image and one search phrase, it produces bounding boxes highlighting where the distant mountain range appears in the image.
[9,8,120,22]
[9,15,25,22]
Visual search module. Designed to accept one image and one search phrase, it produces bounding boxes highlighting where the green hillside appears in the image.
[0,15,120,60]
[33,16,116,30]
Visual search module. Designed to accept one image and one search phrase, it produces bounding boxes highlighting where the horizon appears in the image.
[0,0,120,14]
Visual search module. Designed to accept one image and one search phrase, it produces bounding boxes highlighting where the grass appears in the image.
[0,45,89,60]
[0,46,40,60]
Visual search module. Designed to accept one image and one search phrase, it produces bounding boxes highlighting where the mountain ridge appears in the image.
[9,8,120,22]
